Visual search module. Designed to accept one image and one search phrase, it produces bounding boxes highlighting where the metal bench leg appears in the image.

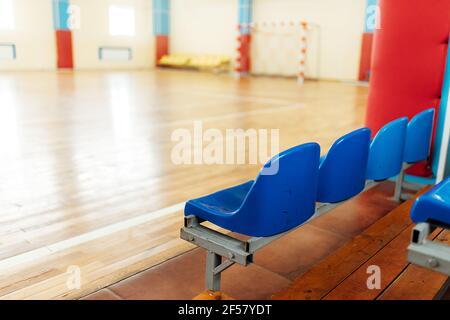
[394,163,406,202]
[206,251,222,291]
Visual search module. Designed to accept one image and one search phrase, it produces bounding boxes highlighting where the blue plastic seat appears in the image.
[184,143,320,237]
[367,117,408,181]
[317,128,371,203]
[410,177,450,227]
[404,108,435,163]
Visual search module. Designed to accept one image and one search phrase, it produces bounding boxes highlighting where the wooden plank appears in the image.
[193,291,234,300]
[271,187,430,300]
[379,230,450,300]
[323,225,442,300]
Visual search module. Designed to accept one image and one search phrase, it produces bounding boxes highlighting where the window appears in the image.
[0,0,15,30]
[109,5,135,36]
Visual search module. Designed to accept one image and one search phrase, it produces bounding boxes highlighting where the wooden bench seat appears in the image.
[272,186,450,300]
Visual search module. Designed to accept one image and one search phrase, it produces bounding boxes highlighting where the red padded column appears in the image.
[156,35,169,65]
[55,30,74,69]
[236,34,251,73]
[358,33,374,81]
[365,0,450,176]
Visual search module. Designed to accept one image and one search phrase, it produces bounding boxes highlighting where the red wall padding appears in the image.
[236,34,251,73]
[156,35,169,65]
[365,0,450,176]
[55,30,74,69]
[358,33,374,81]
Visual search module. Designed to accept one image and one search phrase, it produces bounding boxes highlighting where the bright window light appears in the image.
[109,5,135,36]
[0,0,15,30]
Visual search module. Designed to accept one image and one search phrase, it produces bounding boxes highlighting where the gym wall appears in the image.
[0,0,154,70]
[71,0,154,70]
[0,0,366,79]
[0,0,56,70]
[253,0,366,81]
[170,0,236,57]
[169,0,366,81]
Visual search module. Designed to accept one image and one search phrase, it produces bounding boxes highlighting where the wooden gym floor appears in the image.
[83,181,401,300]
[0,69,368,299]
[83,184,449,300]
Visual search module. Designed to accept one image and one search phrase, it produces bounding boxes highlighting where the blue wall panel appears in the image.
[153,0,170,36]
[364,0,379,33]
[432,38,450,178]
[52,0,70,30]
[238,0,252,34]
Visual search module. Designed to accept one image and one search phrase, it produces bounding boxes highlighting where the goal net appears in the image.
[249,21,320,81]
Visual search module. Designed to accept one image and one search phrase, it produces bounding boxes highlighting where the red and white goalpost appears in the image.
[236,21,321,84]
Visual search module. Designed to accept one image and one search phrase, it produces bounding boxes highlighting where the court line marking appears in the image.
[0,103,305,271]
[169,87,299,105]
[0,202,186,271]
[182,91,298,105]
[163,103,305,128]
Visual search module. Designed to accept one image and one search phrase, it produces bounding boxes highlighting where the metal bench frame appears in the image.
[180,165,414,291]
[393,163,424,201]
[408,223,450,276]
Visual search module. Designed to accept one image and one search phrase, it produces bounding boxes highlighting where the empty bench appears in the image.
[180,109,436,293]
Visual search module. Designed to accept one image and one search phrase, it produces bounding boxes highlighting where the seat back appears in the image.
[317,128,371,203]
[238,143,320,237]
[404,108,435,163]
[410,177,450,225]
[367,117,408,181]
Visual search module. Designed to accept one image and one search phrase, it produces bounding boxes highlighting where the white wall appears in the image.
[0,0,365,77]
[169,0,366,81]
[71,0,154,69]
[253,0,366,81]
[170,0,236,57]
[0,0,154,71]
[0,0,56,70]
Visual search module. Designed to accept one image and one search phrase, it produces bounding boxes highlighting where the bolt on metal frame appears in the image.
[408,222,450,276]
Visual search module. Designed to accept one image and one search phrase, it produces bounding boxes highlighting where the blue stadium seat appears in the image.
[404,108,435,163]
[367,117,408,181]
[317,128,371,203]
[411,177,450,227]
[184,143,320,237]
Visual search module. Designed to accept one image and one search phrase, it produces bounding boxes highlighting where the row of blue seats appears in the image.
[184,108,435,237]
